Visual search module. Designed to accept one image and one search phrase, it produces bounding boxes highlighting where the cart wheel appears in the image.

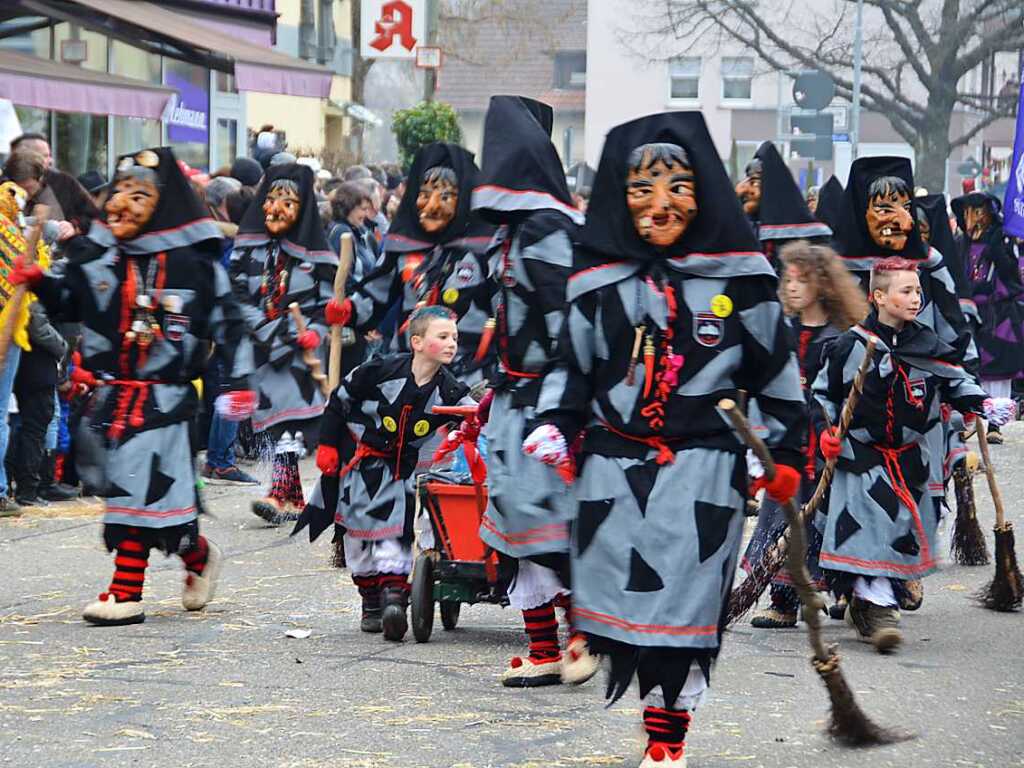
[440,600,461,631]
[411,552,435,643]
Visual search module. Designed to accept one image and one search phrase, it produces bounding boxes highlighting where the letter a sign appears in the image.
[361,0,426,60]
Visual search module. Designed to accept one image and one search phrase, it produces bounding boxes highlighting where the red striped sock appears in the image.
[180,535,210,576]
[522,602,560,661]
[643,706,691,755]
[378,573,410,595]
[269,452,305,507]
[106,538,150,603]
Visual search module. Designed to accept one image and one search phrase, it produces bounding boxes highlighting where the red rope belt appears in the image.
[598,419,677,465]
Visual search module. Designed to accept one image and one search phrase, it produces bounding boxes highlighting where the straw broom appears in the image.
[950,452,990,566]
[719,398,907,746]
[726,338,875,625]
[975,420,1023,611]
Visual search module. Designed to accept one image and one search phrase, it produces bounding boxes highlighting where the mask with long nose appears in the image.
[735,158,762,217]
[865,176,913,251]
[626,142,698,248]
[963,204,993,243]
[416,166,458,234]
[263,180,301,236]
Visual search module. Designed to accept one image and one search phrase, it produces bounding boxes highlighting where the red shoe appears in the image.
[640,743,686,766]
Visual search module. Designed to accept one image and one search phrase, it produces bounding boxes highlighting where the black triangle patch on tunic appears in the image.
[625,462,658,517]
[366,498,395,522]
[145,453,175,506]
[258,388,272,411]
[361,463,385,500]
[576,498,614,558]
[891,531,920,556]
[291,363,317,404]
[625,548,664,592]
[834,507,862,550]
[104,479,132,499]
[868,476,901,522]
[694,501,734,563]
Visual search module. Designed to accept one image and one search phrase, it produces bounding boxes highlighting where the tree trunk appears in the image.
[913,97,955,194]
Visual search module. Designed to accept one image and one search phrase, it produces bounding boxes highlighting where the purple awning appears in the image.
[235,63,332,99]
[0,50,173,119]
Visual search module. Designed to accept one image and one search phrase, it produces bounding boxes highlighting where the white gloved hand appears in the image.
[522,424,568,466]
[983,397,1017,428]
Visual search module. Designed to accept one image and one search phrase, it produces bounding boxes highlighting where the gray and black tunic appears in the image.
[34,148,253,551]
[231,164,337,442]
[812,314,986,586]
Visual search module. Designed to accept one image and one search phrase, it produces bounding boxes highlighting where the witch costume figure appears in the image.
[950,191,1024,445]
[470,95,597,688]
[734,140,832,270]
[231,164,337,524]
[329,142,495,387]
[532,112,804,767]
[13,147,255,626]
[813,175,844,232]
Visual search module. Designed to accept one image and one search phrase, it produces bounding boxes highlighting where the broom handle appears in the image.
[720,398,829,663]
[289,302,329,397]
[328,233,354,393]
[0,212,46,373]
[975,420,1006,529]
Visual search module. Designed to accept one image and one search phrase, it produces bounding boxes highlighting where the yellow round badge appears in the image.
[442,287,459,305]
[710,294,733,318]
[382,416,398,432]
[413,419,431,437]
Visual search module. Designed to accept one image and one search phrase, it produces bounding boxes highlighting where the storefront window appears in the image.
[216,119,238,168]
[0,18,52,59]
[53,23,107,72]
[113,117,162,162]
[163,58,210,171]
[55,112,107,177]
[14,107,50,137]
[109,40,161,84]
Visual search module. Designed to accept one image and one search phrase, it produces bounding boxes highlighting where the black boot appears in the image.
[39,452,77,502]
[358,584,382,634]
[380,584,409,641]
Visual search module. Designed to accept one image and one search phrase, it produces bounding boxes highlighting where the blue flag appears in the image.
[1003,66,1024,239]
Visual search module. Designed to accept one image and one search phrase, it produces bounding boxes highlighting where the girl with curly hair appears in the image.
[743,241,868,629]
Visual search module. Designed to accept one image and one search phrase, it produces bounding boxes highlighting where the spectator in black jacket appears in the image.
[10,133,101,239]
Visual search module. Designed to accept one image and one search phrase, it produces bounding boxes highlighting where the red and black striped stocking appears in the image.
[269,452,305,508]
[180,535,210,576]
[105,538,150,603]
[522,601,560,661]
[643,706,691,759]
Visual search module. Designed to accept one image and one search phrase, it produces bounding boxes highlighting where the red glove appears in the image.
[8,255,42,287]
[296,329,320,350]
[476,389,494,425]
[819,427,842,461]
[317,444,339,475]
[69,364,98,390]
[750,464,802,504]
[963,412,977,426]
[325,298,352,327]
[215,390,257,421]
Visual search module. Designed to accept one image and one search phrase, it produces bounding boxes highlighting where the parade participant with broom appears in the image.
[230,164,337,526]
[8,147,255,626]
[530,111,805,767]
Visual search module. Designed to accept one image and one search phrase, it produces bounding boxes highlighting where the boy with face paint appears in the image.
[9,147,256,626]
[733,142,832,271]
[470,96,596,689]
[326,143,495,387]
[812,258,1002,652]
[231,165,338,525]
[295,306,474,640]
[532,113,805,767]
[950,191,1024,445]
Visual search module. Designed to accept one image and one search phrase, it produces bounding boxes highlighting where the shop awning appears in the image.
[0,49,173,119]
[17,0,334,98]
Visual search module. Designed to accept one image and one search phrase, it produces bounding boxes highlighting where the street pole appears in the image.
[850,0,864,161]
[424,0,439,102]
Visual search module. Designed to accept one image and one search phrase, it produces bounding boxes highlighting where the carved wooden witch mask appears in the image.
[263,179,301,236]
[416,166,458,234]
[625,142,698,247]
[865,175,913,251]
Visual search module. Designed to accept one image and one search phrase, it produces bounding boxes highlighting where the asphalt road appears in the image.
[2,427,1023,768]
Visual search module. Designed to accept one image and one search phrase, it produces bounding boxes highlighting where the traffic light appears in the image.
[791,113,834,161]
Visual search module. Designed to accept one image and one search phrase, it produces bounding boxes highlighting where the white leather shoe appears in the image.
[82,594,145,626]
[182,540,222,611]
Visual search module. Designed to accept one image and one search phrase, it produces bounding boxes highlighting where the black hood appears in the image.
[751,141,832,241]
[384,142,493,254]
[235,163,334,263]
[471,95,583,225]
[815,175,843,231]
[92,146,221,257]
[916,193,967,295]
[832,156,925,264]
[576,111,763,268]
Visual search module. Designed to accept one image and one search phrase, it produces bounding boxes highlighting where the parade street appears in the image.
[1,431,1022,768]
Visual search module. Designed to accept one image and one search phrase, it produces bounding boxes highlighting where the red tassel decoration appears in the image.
[642,334,655,399]
[475,317,496,362]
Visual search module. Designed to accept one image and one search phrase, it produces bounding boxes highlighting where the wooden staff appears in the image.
[726,337,876,624]
[289,302,329,397]
[976,419,1023,611]
[328,233,354,392]
[719,398,904,746]
[0,206,47,373]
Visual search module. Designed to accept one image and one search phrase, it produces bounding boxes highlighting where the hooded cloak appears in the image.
[749,141,831,242]
[471,96,583,225]
[814,175,843,231]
